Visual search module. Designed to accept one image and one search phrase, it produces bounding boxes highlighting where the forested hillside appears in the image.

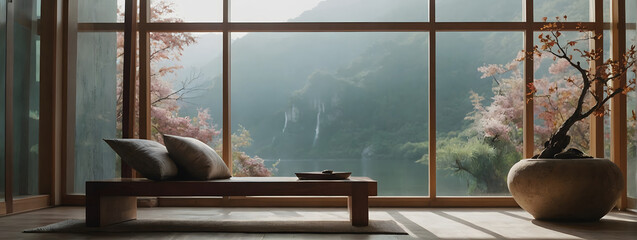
[184,0,523,160]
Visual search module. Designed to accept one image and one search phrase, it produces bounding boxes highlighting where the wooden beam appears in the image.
[222,0,232,170]
[139,0,151,140]
[428,0,436,199]
[121,0,138,178]
[77,23,123,32]
[611,0,627,210]
[523,0,535,159]
[61,0,79,203]
[589,0,605,158]
[139,23,223,32]
[5,0,15,214]
[39,0,65,206]
[133,22,601,33]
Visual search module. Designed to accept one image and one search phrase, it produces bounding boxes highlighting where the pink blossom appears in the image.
[477,64,507,79]
[548,59,570,74]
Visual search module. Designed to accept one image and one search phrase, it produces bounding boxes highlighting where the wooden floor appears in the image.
[1,206,636,239]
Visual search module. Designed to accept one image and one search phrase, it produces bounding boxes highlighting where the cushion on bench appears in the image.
[163,134,231,180]
[104,139,178,180]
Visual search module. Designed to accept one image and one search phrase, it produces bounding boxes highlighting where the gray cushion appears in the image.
[163,134,231,180]
[104,138,178,181]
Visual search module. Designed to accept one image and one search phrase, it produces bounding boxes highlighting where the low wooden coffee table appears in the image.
[86,177,377,227]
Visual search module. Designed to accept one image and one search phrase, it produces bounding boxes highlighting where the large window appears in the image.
[232,32,428,195]
[66,0,634,206]
[436,32,523,196]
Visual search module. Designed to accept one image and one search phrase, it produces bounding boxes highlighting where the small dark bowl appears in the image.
[295,172,351,180]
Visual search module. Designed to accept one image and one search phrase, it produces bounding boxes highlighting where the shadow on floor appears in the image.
[531,218,637,240]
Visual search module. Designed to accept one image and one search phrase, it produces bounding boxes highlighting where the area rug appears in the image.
[24,219,407,235]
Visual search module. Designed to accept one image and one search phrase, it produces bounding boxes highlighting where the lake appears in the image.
[263,158,475,196]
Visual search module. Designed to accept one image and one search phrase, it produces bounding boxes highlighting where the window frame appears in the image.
[58,0,631,208]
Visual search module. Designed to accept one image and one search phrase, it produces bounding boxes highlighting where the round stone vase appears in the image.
[507,158,623,221]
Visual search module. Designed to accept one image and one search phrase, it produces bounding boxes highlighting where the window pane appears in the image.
[628,28,637,201]
[71,32,120,194]
[604,0,610,23]
[534,0,589,22]
[150,0,223,22]
[604,30,611,159]
[149,32,223,149]
[13,0,40,197]
[533,31,591,156]
[232,32,428,196]
[436,0,522,22]
[436,32,524,196]
[77,0,123,23]
[0,0,5,202]
[231,0,427,22]
[628,0,637,25]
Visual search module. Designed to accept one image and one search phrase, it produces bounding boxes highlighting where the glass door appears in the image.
[12,0,40,200]
[1,0,42,215]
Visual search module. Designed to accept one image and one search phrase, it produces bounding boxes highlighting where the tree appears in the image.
[474,53,591,152]
[531,16,637,158]
[115,0,275,176]
[431,17,637,194]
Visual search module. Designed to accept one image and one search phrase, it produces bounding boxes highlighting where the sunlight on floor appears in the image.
[400,210,582,239]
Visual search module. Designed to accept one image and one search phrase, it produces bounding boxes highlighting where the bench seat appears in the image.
[86,177,377,227]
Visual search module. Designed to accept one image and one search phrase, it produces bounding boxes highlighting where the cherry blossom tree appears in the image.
[472,53,591,153]
[530,16,636,158]
[470,16,637,159]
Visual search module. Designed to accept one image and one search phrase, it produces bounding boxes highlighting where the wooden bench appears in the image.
[86,177,377,227]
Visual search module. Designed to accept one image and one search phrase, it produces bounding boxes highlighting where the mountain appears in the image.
[176,0,530,159]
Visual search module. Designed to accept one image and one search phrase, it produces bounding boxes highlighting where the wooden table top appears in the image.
[88,176,376,183]
[86,177,377,196]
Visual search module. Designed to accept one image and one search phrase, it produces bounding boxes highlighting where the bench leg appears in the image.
[86,195,137,227]
[348,185,369,227]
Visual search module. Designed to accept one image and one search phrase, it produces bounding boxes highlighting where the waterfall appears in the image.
[312,107,321,146]
[282,112,288,133]
[282,104,298,133]
[361,145,373,177]
[312,101,325,147]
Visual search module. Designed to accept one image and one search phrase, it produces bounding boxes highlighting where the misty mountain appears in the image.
[174,0,570,159]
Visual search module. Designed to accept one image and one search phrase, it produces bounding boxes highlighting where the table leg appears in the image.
[86,194,137,227]
[348,184,369,226]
